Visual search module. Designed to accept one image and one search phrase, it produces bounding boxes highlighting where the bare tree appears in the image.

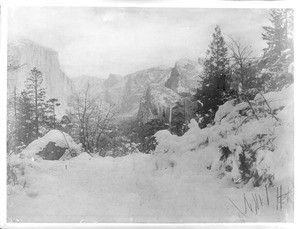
[227,37,254,87]
[68,84,115,153]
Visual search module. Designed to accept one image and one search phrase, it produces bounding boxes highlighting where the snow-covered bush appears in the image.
[153,84,293,187]
[7,153,28,195]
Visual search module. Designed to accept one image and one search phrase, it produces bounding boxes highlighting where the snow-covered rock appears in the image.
[21,130,81,160]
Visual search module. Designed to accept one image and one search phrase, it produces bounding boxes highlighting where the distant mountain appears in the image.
[7,39,203,122]
[72,75,105,98]
[137,85,180,123]
[137,59,202,123]
[112,66,173,118]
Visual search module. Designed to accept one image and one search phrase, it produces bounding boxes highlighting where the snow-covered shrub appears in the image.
[7,153,28,195]
[153,84,293,187]
[7,154,25,185]
[153,119,211,171]
[212,85,292,186]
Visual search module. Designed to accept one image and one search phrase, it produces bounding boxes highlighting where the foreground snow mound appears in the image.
[154,84,293,187]
[7,130,82,192]
[21,130,81,160]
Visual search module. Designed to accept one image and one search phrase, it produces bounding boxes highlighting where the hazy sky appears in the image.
[8,7,270,78]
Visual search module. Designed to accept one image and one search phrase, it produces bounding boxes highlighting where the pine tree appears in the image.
[47,98,60,129]
[194,26,232,128]
[16,90,36,145]
[24,67,54,137]
[260,9,294,91]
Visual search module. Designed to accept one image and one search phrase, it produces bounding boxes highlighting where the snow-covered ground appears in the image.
[7,152,293,223]
[7,85,294,223]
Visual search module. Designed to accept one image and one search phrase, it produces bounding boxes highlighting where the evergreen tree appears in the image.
[7,67,59,153]
[47,98,60,129]
[16,90,36,145]
[194,26,232,128]
[24,67,53,136]
[260,9,294,91]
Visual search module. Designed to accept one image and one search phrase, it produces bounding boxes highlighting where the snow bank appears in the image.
[7,147,293,222]
[153,84,294,187]
[254,84,293,111]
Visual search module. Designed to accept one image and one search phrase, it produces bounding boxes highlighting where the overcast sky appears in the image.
[8,7,270,78]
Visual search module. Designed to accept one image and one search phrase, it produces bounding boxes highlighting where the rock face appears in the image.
[137,85,180,123]
[120,67,173,116]
[8,39,74,117]
[165,59,202,94]
[36,142,68,160]
[137,60,202,123]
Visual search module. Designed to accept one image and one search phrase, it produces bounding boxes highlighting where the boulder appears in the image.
[36,142,68,160]
[21,130,80,160]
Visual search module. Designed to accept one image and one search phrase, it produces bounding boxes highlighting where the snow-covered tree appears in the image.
[15,90,36,146]
[7,68,59,154]
[259,9,294,91]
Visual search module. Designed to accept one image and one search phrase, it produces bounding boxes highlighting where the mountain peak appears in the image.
[165,59,203,94]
